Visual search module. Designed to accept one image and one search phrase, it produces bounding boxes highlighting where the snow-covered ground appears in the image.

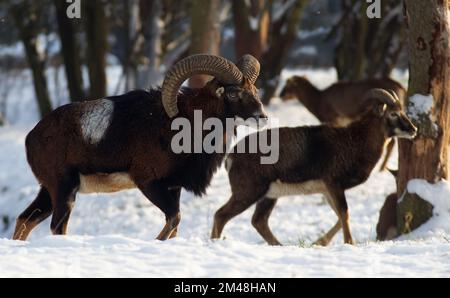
[1,68,449,278]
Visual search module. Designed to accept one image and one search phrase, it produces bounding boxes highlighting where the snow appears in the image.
[1,236,449,277]
[408,94,434,120]
[222,28,235,41]
[249,16,259,31]
[292,46,317,56]
[0,65,122,125]
[297,27,330,39]
[0,42,24,57]
[403,179,450,239]
[0,34,60,58]
[0,68,450,277]
[37,33,61,57]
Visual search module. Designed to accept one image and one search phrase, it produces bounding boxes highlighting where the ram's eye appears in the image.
[228,91,239,99]
[389,112,398,118]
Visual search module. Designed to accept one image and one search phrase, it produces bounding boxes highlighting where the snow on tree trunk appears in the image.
[394,0,450,237]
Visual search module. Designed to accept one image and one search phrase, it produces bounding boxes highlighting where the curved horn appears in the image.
[388,89,401,102]
[162,54,244,118]
[236,54,260,85]
[364,88,400,108]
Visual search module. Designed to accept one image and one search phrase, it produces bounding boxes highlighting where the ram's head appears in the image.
[161,54,267,122]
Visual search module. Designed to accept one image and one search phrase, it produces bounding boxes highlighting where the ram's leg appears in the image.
[211,194,255,239]
[50,172,79,235]
[251,198,281,245]
[314,192,342,246]
[168,187,181,239]
[328,187,354,245]
[139,182,180,241]
[314,221,341,246]
[13,187,53,241]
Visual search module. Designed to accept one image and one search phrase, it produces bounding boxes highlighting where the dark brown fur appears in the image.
[14,79,266,241]
[211,97,416,246]
[280,76,406,171]
[280,76,406,124]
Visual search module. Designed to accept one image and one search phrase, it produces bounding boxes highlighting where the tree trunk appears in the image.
[232,0,270,60]
[366,1,405,78]
[260,0,307,105]
[84,0,108,99]
[377,0,450,239]
[188,0,221,88]
[139,0,163,87]
[121,0,142,90]
[332,0,404,81]
[54,0,85,101]
[333,0,367,81]
[10,3,52,118]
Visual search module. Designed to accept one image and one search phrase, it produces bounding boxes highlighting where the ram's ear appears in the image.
[215,87,225,98]
[374,103,387,117]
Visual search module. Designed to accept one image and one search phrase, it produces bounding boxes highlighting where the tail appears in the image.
[24,128,43,181]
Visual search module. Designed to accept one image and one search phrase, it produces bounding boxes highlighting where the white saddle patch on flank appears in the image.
[265,179,327,199]
[80,99,114,144]
[79,172,136,194]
